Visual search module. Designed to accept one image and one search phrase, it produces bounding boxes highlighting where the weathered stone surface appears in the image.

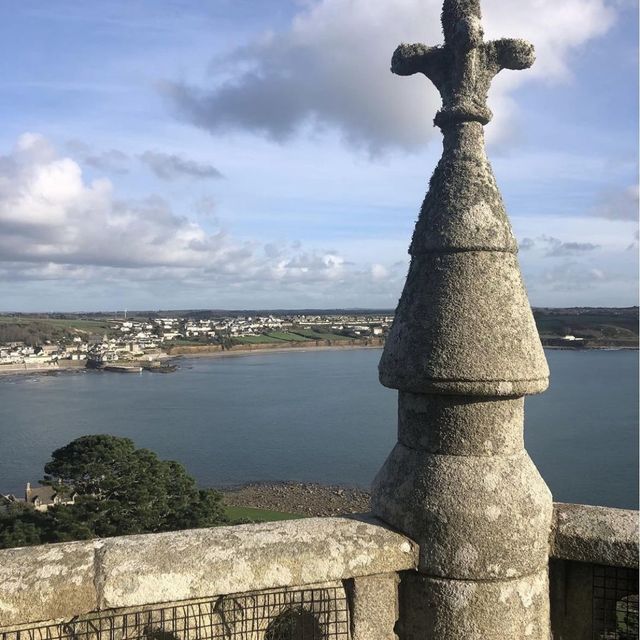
[380,3,548,397]
[0,540,99,626]
[379,251,548,395]
[372,443,552,579]
[392,2,535,129]
[398,392,524,455]
[551,502,639,568]
[409,123,517,253]
[398,568,551,640]
[99,517,417,608]
[375,0,552,636]
[0,517,416,627]
[347,573,400,640]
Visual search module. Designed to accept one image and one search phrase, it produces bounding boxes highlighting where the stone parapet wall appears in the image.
[0,505,637,638]
[551,502,638,569]
[0,516,417,630]
[549,503,638,640]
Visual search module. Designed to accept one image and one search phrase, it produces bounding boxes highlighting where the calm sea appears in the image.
[0,348,637,509]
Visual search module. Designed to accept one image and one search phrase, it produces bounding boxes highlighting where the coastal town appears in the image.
[0,312,393,372]
[0,307,637,373]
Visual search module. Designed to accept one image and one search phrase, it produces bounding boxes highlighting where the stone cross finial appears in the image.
[391,0,535,127]
[372,1,553,638]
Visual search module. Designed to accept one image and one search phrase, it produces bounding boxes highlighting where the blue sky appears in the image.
[0,0,637,311]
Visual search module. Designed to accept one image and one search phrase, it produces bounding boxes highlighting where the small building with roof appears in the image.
[24,482,75,512]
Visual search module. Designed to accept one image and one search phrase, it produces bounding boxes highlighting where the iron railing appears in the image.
[593,564,639,640]
[1,587,349,640]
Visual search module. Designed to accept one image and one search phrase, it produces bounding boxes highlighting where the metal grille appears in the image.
[593,565,639,640]
[1,587,349,640]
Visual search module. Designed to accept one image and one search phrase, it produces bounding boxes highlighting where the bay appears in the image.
[0,348,637,509]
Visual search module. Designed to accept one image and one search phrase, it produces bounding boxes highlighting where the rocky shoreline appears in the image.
[220,481,371,517]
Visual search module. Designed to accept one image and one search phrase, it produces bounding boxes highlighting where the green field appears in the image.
[234,335,282,344]
[265,331,313,342]
[533,311,638,345]
[0,315,115,346]
[534,313,638,335]
[290,328,353,341]
[0,315,112,332]
[225,505,301,523]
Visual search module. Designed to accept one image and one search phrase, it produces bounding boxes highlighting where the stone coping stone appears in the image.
[0,516,417,627]
[0,539,98,628]
[551,502,639,569]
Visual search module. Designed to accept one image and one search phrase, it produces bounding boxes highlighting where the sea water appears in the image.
[0,348,637,509]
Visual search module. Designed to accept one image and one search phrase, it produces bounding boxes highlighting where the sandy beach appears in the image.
[168,342,383,360]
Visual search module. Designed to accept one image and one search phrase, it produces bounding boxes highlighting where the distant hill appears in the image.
[0,307,637,349]
[532,307,638,348]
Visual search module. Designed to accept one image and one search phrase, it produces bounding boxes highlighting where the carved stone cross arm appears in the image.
[391,43,447,87]
[485,38,535,73]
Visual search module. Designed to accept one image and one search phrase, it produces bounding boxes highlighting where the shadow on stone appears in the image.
[144,627,180,640]
[264,607,323,640]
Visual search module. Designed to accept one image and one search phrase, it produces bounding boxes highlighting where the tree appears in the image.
[0,435,227,548]
[0,503,50,548]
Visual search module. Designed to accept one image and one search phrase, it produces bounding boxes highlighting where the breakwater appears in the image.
[0,360,86,375]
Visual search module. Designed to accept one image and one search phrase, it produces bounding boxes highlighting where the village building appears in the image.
[24,482,76,512]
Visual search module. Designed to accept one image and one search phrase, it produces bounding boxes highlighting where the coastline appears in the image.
[541,345,638,351]
[0,341,384,378]
[168,341,384,361]
[0,360,87,377]
[0,339,636,379]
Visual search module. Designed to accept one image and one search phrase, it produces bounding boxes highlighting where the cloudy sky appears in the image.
[0,0,637,312]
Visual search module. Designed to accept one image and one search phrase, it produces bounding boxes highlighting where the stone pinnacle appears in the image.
[378,0,548,396]
[372,2,553,637]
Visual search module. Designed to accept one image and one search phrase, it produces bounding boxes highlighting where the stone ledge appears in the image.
[0,539,98,627]
[0,516,417,627]
[551,502,639,568]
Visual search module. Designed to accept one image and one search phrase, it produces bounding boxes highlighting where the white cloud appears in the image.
[371,263,388,280]
[168,0,615,152]
[0,133,634,310]
[0,134,282,274]
[0,133,407,308]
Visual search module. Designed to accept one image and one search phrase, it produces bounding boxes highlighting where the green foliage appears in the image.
[0,503,51,548]
[532,310,639,338]
[0,435,227,549]
[290,328,352,341]
[0,319,69,346]
[233,335,281,344]
[0,315,113,346]
[265,332,312,342]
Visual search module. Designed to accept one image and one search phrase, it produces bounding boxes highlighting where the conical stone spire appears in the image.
[379,0,547,396]
[371,2,553,638]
